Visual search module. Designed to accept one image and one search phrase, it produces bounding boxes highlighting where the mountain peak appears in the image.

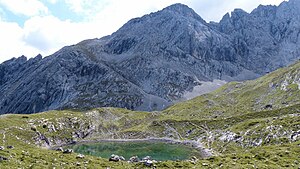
[13,55,27,64]
[110,3,207,40]
[161,3,206,23]
[163,3,191,12]
[231,8,249,18]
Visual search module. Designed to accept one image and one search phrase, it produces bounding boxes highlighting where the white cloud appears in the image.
[22,15,102,54]
[0,15,109,63]
[47,0,58,4]
[261,0,286,5]
[0,7,4,20]
[64,0,104,14]
[70,0,186,36]
[0,20,41,63]
[0,0,48,17]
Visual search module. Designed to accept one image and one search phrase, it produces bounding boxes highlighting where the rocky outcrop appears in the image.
[217,0,300,75]
[109,154,125,162]
[0,1,300,114]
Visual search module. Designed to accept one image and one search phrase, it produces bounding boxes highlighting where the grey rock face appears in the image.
[0,2,300,114]
[217,0,300,74]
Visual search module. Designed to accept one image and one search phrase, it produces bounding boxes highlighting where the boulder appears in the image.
[30,126,37,131]
[144,159,154,167]
[188,156,199,164]
[142,156,151,161]
[109,154,121,162]
[190,156,198,162]
[0,156,8,161]
[128,156,139,163]
[291,131,300,141]
[7,145,14,149]
[0,146,4,150]
[264,104,273,109]
[55,147,64,152]
[63,149,73,154]
[76,154,85,159]
[119,156,126,161]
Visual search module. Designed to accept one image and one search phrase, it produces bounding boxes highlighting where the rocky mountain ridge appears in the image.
[1,1,300,114]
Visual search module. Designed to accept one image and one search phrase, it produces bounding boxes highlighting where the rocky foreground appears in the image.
[0,104,299,168]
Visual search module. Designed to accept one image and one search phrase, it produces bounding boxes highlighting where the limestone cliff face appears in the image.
[0,1,300,114]
[217,0,300,74]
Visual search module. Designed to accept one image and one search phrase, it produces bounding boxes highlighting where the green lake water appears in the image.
[67,141,202,161]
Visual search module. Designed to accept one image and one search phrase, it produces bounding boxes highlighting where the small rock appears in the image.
[7,145,14,149]
[31,126,37,131]
[144,160,154,167]
[109,154,120,162]
[202,163,209,166]
[291,131,300,141]
[119,156,125,161]
[142,156,151,161]
[190,156,198,161]
[0,156,8,161]
[76,162,81,166]
[0,146,5,150]
[128,156,139,163]
[189,160,196,164]
[76,154,85,159]
[188,156,198,164]
[63,149,73,154]
[264,104,272,109]
[55,147,63,152]
[21,151,29,155]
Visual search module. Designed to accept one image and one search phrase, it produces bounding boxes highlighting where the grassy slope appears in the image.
[0,62,299,168]
[163,61,300,119]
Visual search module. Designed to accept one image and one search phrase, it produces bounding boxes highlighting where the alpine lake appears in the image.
[65,140,204,161]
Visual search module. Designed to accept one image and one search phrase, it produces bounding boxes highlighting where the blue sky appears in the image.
[0,0,286,63]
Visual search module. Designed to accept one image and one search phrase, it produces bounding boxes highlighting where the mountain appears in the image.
[0,60,299,168]
[1,1,300,114]
[216,0,300,74]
